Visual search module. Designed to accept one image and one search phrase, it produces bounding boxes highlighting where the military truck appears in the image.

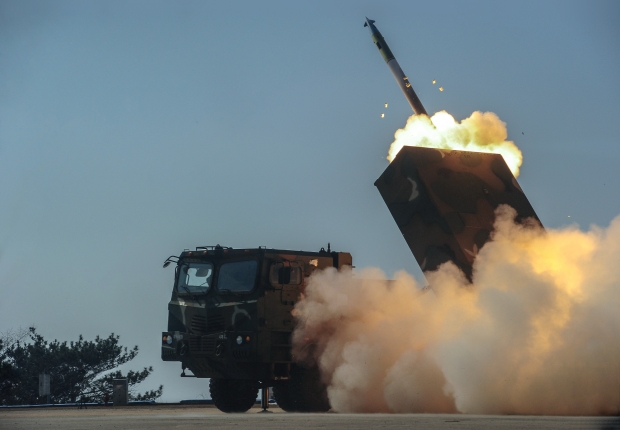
[161,245,352,413]
[161,148,541,414]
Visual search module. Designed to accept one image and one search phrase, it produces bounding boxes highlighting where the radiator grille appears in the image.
[189,337,201,353]
[202,337,216,354]
[190,315,207,334]
[188,336,216,355]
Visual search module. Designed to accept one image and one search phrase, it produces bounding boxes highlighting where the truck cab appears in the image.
[161,245,352,412]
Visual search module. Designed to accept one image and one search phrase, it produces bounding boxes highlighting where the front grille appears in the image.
[232,349,250,360]
[188,336,216,355]
[203,337,216,354]
[189,337,201,352]
[207,314,226,333]
[190,315,207,334]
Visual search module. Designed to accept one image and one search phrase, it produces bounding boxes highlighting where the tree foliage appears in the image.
[0,327,162,405]
[0,328,28,404]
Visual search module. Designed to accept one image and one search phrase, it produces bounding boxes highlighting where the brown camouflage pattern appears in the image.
[375,147,541,281]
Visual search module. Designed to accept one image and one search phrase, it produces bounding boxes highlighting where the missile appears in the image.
[364,18,427,116]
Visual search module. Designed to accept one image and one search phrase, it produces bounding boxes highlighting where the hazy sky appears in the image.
[1,0,619,402]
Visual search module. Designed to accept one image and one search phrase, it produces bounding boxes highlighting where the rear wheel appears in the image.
[272,366,330,412]
[272,380,300,412]
[209,378,259,413]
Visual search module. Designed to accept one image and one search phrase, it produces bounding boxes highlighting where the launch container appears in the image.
[375,146,541,280]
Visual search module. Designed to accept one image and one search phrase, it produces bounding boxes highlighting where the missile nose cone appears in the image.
[364,17,377,33]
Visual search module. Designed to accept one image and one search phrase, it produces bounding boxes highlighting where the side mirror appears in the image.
[278,267,291,285]
[163,256,179,268]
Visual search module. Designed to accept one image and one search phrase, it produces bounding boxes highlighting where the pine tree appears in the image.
[0,327,162,405]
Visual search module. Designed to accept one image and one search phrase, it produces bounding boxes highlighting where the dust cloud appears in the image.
[292,206,620,414]
[387,111,523,177]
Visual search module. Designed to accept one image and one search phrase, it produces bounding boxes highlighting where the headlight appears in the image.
[166,336,173,345]
[236,335,243,345]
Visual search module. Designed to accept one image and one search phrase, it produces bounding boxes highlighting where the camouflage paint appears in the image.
[375,147,541,281]
[162,247,352,382]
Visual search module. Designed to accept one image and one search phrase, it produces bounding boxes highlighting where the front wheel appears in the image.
[209,378,259,413]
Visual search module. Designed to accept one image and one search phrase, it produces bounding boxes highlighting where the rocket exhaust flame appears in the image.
[292,206,620,414]
[388,111,523,177]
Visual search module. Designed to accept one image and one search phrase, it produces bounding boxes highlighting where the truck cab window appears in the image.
[177,263,213,294]
[270,263,302,286]
[217,260,258,293]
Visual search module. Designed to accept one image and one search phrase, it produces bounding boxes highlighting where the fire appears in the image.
[387,111,523,177]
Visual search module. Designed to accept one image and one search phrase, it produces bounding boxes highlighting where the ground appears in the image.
[1,404,619,430]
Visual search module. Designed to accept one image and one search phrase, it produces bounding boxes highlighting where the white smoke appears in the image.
[388,111,523,177]
[292,206,620,415]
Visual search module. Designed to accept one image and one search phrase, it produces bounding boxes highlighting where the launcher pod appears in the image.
[375,147,541,281]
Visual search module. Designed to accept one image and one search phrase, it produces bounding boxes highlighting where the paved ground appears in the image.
[1,404,619,430]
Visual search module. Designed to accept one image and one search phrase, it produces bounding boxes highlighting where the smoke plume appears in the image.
[388,111,523,177]
[292,206,620,414]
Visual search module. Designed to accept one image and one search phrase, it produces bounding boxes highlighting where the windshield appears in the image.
[177,262,214,294]
[217,260,258,293]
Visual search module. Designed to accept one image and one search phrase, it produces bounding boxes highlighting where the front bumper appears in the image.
[161,331,254,362]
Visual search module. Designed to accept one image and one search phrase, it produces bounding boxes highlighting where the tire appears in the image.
[209,378,259,413]
[272,366,330,412]
[272,380,301,412]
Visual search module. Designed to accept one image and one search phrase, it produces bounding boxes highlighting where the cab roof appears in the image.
[179,246,343,259]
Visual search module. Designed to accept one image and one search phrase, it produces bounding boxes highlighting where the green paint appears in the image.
[371,33,394,63]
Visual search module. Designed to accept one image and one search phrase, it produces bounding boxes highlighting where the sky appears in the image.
[1,0,619,402]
